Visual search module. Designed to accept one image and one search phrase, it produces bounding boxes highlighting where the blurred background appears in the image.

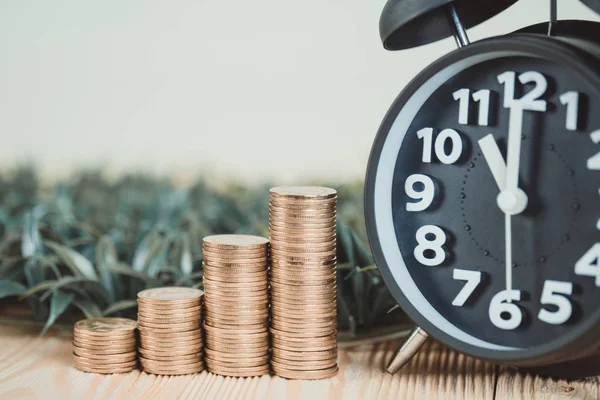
[1,0,598,338]
[1,0,598,184]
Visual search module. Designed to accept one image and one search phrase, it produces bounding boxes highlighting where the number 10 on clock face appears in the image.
[368,53,600,356]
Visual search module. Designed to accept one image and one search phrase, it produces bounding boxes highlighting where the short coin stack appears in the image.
[269,186,338,380]
[202,234,270,377]
[72,318,137,374]
[137,287,204,375]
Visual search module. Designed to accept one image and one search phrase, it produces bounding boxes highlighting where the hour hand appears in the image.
[478,134,507,191]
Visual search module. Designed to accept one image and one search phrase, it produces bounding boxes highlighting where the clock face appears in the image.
[365,35,600,364]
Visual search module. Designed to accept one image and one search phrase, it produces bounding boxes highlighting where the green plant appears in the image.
[0,167,408,335]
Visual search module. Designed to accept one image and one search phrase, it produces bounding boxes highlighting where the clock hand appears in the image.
[497,104,528,215]
[478,134,507,191]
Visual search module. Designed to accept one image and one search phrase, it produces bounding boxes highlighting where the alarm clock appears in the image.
[365,0,600,374]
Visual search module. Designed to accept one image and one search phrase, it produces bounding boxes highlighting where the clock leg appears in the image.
[386,327,429,374]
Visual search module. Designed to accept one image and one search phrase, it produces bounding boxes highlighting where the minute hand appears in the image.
[505,104,524,192]
[497,104,528,215]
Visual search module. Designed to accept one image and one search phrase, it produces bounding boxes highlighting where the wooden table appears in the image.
[0,323,599,399]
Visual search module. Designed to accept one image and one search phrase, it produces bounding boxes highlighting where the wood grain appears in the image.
[0,323,597,399]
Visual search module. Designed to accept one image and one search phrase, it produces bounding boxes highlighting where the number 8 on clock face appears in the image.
[365,34,600,366]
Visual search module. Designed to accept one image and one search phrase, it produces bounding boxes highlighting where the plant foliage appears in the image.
[0,167,408,335]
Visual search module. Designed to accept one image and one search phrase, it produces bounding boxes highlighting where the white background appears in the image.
[0,0,598,183]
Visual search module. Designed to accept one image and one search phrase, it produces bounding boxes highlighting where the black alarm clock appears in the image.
[365,0,600,374]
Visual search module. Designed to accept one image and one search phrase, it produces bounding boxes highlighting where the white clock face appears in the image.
[365,38,600,363]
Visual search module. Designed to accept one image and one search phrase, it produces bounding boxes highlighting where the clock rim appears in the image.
[365,33,600,366]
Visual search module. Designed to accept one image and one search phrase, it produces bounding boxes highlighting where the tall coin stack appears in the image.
[72,318,137,374]
[137,287,204,375]
[202,235,270,377]
[269,186,338,380]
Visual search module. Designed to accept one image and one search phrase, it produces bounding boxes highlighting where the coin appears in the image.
[203,234,269,250]
[206,365,269,377]
[271,365,338,380]
[74,356,138,370]
[75,364,137,374]
[270,186,337,199]
[137,287,203,303]
[141,366,204,375]
[204,348,269,363]
[272,348,337,361]
[72,349,137,361]
[74,318,137,335]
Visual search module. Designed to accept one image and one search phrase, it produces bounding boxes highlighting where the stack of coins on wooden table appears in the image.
[137,287,204,375]
[72,318,137,374]
[269,186,339,380]
[202,234,270,377]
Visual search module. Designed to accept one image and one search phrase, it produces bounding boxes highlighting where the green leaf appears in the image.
[41,291,74,336]
[108,263,158,285]
[175,272,203,286]
[21,211,43,257]
[179,234,193,275]
[387,304,400,314]
[20,276,82,299]
[24,258,44,286]
[0,280,27,299]
[102,300,137,316]
[73,298,102,318]
[96,236,117,302]
[45,241,98,281]
[132,230,163,272]
[337,222,355,266]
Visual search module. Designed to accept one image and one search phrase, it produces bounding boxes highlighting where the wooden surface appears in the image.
[0,323,599,399]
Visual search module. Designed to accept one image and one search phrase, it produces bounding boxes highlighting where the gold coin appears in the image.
[271,341,336,353]
[270,312,337,324]
[137,300,202,310]
[270,302,336,313]
[139,356,204,367]
[137,315,201,325]
[269,195,336,206]
[138,346,202,357]
[204,330,268,341]
[203,277,268,288]
[268,214,337,226]
[74,356,138,369]
[75,364,137,374]
[203,253,269,263]
[137,328,202,338]
[204,354,268,366]
[137,320,200,330]
[72,330,136,342]
[205,341,270,352]
[270,327,336,338]
[203,234,269,250]
[71,334,135,345]
[72,344,136,356]
[139,331,202,342]
[139,341,203,352]
[271,320,336,332]
[72,352,137,364]
[204,348,269,363]
[136,351,202,362]
[270,254,336,263]
[204,316,268,326]
[140,362,204,375]
[202,264,267,275]
[74,318,137,335]
[270,186,337,200]
[140,335,203,346]
[137,287,203,303]
[271,365,338,380]
[141,366,204,376]
[203,323,267,335]
[203,289,268,300]
[137,325,201,334]
[203,274,268,284]
[206,366,269,377]
[203,305,267,316]
[270,275,337,286]
[270,330,336,342]
[269,289,335,300]
[72,341,136,352]
[137,311,201,321]
[72,348,137,360]
[269,204,336,214]
[203,247,268,258]
[270,280,337,290]
[273,348,337,361]
[270,358,337,371]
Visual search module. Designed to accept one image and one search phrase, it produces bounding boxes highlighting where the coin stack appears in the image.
[202,234,270,377]
[269,186,338,380]
[136,287,204,375]
[72,317,137,374]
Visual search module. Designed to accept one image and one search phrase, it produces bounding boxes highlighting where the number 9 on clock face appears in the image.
[365,35,600,366]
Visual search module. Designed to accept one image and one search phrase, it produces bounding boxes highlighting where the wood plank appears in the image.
[495,367,600,400]
[0,323,499,399]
